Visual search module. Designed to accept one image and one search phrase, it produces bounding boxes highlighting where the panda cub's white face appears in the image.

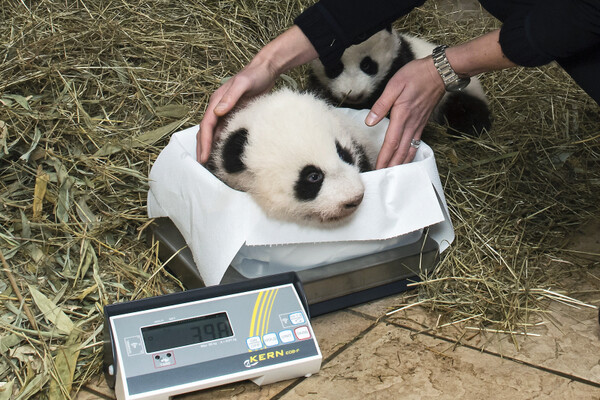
[208,89,373,225]
[310,29,401,105]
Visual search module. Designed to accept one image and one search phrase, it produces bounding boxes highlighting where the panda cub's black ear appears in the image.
[222,128,248,173]
[336,140,355,166]
[355,143,373,173]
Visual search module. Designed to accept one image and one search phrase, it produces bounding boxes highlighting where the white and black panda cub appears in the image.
[207,88,379,225]
[309,27,491,137]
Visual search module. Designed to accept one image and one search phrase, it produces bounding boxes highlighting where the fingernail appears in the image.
[215,102,227,113]
[365,112,378,126]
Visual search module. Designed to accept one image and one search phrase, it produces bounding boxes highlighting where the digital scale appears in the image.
[104,273,321,400]
[103,217,439,399]
[104,117,449,398]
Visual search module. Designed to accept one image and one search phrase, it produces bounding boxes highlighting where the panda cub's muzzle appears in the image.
[319,192,365,223]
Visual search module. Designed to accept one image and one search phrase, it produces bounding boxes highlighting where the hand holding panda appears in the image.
[368,56,445,167]
[308,27,502,168]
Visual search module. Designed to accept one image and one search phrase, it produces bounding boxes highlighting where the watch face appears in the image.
[447,77,471,92]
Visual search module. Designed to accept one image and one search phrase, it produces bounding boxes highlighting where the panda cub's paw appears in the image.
[435,91,492,137]
[206,88,378,226]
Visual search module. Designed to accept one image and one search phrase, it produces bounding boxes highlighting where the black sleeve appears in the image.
[499,0,600,66]
[294,0,426,66]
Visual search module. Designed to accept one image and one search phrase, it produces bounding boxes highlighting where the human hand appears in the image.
[196,59,279,163]
[365,56,445,169]
[197,26,317,164]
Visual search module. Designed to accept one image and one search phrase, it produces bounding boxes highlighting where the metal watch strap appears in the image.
[432,45,470,92]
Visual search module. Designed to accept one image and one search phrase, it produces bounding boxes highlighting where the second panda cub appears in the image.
[207,88,378,225]
[309,28,491,137]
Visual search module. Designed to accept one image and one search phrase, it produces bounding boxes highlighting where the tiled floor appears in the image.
[80,221,600,400]
[81,285,600,399]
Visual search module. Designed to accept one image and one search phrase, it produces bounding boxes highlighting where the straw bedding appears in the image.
[0,0,598,398]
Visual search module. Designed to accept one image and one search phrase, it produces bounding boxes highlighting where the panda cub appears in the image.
[309,28,491,137]
[207,88,378,225]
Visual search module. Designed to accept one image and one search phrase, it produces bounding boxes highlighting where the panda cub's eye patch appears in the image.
[335,141,355,165]
[359,56,378,76]
[294,165,324,201]
[325,60,344,79]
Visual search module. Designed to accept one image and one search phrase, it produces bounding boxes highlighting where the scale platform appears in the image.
[148,217,438,317]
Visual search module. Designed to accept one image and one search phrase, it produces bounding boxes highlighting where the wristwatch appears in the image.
[432,45,470,92]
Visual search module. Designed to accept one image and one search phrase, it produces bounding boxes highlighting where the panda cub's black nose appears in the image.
[344,193,364,209]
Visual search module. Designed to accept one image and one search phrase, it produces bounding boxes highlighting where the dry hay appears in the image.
[0,0,598,398]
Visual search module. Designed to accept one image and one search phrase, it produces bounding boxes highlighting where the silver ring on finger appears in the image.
[410,139,421,149]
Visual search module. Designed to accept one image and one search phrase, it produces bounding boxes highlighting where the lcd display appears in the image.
[142,312,233,353]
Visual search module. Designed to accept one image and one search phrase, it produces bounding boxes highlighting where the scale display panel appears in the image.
[105,275,321,400]
[141,311,234,353]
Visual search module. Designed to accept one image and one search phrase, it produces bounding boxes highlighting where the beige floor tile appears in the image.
[310,309,376,359]
[281,323,600,400]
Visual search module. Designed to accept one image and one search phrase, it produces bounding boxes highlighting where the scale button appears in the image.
[295,326,311,340]
[289,312,305,325]
[279,330,295,343]
[246,336,262,350]
[263,333,279,347]
[153,352,176,368]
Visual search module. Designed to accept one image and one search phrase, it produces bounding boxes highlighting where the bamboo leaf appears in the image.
[32,166,49,220]
[15,373,49,400]
[20,210,31,239]
[280,73,298,90]
[2,94,32,111]
[92,143,122,157]
[48,332,81,400]
[75,197,99,227]
[56,176,75,224]
[155,104,189,118]
[19,126,42,162]
[0,120,8,154]
[76,240,96,284]
[129,118,188,148]
[0,334,21,355]
[94,118,188,156]
[28,285,74,335]
[0,379,15,400]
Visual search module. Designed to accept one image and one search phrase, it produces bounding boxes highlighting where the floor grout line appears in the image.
[270,312,382,400]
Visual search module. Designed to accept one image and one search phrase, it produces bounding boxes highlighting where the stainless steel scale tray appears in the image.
[148,217,438,316]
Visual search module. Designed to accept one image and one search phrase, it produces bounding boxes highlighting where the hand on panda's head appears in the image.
[366,56,445,169]
[197,62,279,164]
[197,25,319,164]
